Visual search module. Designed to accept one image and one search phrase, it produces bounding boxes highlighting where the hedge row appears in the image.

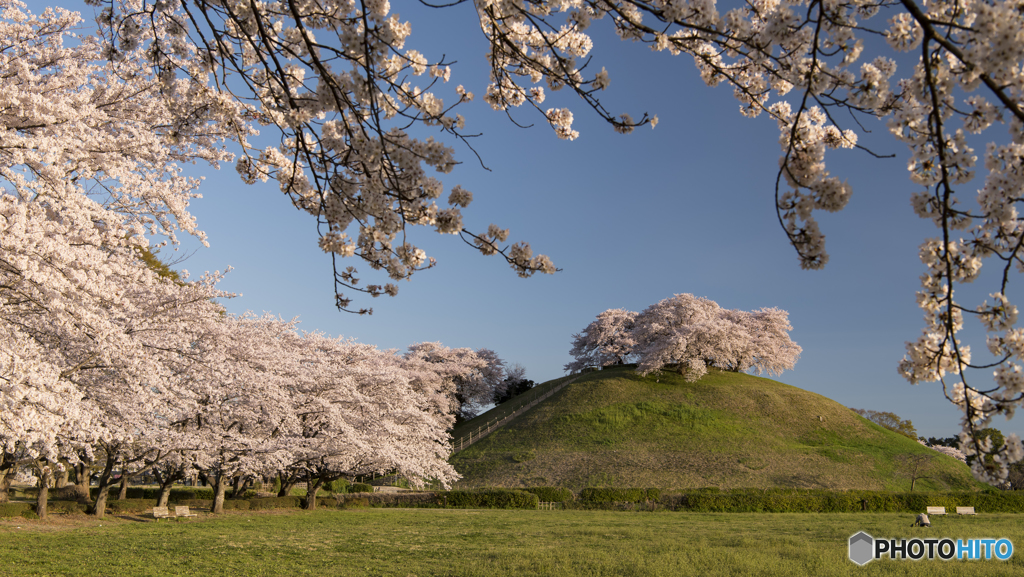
[45,500,89,514]
[335,493,440,508]
[0,502,33,517]
[670,488,1024,513]
[89,487,218,501]
[443,489,540,509]
[578,488,662,503]
[12,486,1023,515]
[522,487,574,502]
[250,496,302,510]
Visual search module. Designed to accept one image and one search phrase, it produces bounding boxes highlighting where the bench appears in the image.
[956,506,977,515]
[152,506,175,521]
[926,506,946,515]
[174,506,198,518]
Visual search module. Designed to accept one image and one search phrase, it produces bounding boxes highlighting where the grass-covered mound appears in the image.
[451,366,985,492]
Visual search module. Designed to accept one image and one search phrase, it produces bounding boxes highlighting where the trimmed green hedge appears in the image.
[0,502,33,517]
[579,488,660,503]
[327,479,350,493]
[248,496,301,510]
[46,500,88,514]
[220,499,250,510]
[349,483,374,493]
[342,497,370,508]
[522,487,574,502]
[672,489,1024,513]
[175,499,213,510]
[89,487,217,500]
[172,488,215,501]
[442,489,539,509]
[106,499,158,513]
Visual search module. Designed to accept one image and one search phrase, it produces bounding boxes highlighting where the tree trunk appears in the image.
[118,466,129,500]
[36,463,52,519]
[0,458,14,503]
[73,460,91,497]
[231,475,248,498]
[153,470,180,508]
[303,476,323,510]
[211,472,228,514]
[90,453,117,518]
[278,476,296,498]
[157,483,173,508]
[55,464,70,489]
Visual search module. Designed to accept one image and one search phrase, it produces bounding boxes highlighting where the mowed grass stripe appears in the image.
[2,510,1023,576]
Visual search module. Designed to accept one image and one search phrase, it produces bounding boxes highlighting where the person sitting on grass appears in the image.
[912,513,930,527]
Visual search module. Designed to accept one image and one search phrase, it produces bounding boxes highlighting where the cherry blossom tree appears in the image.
[564,308,639,372]
[930,444,968,465]
[1,0,232,492]
[280,333,457,509]
[173,313,303,514]
[0,189,235,516]
[622,294,801,380]
[402,342,508,421]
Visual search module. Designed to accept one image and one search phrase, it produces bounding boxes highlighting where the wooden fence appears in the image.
[450,375,580,455]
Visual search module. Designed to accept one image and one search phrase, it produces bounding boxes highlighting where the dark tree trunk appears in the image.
[158,484,173,507]
[231,475,253,498]
[36,463,52,519]
[55,463,70,489]
[90,452,117,518]
[0,456,14,503]
[278,473,297,498]
[118,466,129,500]
[73,460,91,497]
[211,472,228,514]
[302,475,324,510]
[153,469,181,508]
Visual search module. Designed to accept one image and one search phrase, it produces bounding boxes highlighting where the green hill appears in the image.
[451,366,985,492]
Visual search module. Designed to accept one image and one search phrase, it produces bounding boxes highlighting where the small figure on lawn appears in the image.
[912,513,930,527]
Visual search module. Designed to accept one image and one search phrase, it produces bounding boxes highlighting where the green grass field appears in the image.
[1,509,1021,576]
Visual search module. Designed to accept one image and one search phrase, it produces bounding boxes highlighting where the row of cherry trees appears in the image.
[566,294,802,381]
[0,2,519,518]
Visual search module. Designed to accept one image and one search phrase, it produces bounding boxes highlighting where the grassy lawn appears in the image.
[1,509,1021,576]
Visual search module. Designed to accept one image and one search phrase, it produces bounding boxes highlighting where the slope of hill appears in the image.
[450,366,983,491]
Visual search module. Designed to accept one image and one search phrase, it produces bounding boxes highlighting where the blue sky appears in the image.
[38,1,1022,439]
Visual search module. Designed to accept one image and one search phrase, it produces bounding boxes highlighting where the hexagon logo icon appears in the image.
[849,532,874,566]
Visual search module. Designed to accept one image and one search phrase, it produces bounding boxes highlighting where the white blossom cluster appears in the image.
[565,308,639,373]
[403,342,511,421]
[567,294,801,381]
[98,0,557,314]
[928,443,968,464]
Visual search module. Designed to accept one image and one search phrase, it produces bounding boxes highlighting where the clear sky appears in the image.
[36,0,1022,439]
